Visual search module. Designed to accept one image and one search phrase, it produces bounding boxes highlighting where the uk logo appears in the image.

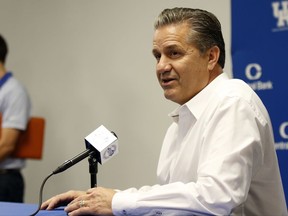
[103,144,117,159]
[272,1,288,31]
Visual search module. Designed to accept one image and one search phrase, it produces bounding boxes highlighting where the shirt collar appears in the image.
[0,72,13,89]
[169,73,229,122]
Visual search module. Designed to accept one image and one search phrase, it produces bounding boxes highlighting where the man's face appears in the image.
[152,23,211,105]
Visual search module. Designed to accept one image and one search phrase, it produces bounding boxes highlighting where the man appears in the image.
[41,8,287,215]
[0,34,31,202]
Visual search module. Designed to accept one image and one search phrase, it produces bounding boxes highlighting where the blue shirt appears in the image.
[0,73,31,169]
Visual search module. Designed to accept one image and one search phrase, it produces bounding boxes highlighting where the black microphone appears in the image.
[29,126,118,216]
[52,148,94,174]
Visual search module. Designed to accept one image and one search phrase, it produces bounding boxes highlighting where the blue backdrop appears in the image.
[231,0,288,205]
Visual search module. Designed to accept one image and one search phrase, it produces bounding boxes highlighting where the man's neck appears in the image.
[0,63,7,79]
[208,65,223,85]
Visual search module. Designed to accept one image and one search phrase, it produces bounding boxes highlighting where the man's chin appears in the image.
[164,93,179,104]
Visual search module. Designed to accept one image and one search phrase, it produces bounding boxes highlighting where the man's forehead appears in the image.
[153,25,191,51]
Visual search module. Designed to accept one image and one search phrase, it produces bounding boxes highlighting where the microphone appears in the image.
[52,125,118,174]
[85,125,118,164]
[52,149,93,174]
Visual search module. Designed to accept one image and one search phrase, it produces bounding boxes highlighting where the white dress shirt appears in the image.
[112,73,287,216]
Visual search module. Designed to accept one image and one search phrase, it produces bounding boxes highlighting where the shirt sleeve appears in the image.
[2,84,31,130]
[112,96,265,215]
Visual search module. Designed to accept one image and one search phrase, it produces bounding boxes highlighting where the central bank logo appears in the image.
[272,1,288,31]
[280,122,288,139]
[275,121,288,150]
[245,63,273,91]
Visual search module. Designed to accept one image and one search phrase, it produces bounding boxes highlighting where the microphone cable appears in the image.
[29,172,54,216]
[28,148,96,215]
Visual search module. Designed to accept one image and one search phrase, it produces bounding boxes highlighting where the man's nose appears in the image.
[156,57,172,74]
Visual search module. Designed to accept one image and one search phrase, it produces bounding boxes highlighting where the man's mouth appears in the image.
[161,77,176,86]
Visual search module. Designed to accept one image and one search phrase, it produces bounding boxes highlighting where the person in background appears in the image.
[41,8,287,215]
[0,34,31,202]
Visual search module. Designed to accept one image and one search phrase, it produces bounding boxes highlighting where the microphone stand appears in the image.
[88,153,98,188]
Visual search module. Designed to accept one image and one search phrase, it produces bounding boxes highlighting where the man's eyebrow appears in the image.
[152,48,159,55]
[152,44,180,55]
[165,44,179,50]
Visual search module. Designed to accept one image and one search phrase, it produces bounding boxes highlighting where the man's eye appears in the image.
[170,51,180,57]
[154,54,161,61]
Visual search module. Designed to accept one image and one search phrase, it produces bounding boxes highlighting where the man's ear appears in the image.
[207,46,220,71]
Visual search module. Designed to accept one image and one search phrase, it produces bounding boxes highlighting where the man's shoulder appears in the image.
[2,77,27,95]
[216,78,254,100]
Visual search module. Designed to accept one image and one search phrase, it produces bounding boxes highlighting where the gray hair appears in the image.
[154,8,225,68]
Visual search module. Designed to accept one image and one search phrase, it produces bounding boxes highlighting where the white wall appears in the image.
[0,0,231,203]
